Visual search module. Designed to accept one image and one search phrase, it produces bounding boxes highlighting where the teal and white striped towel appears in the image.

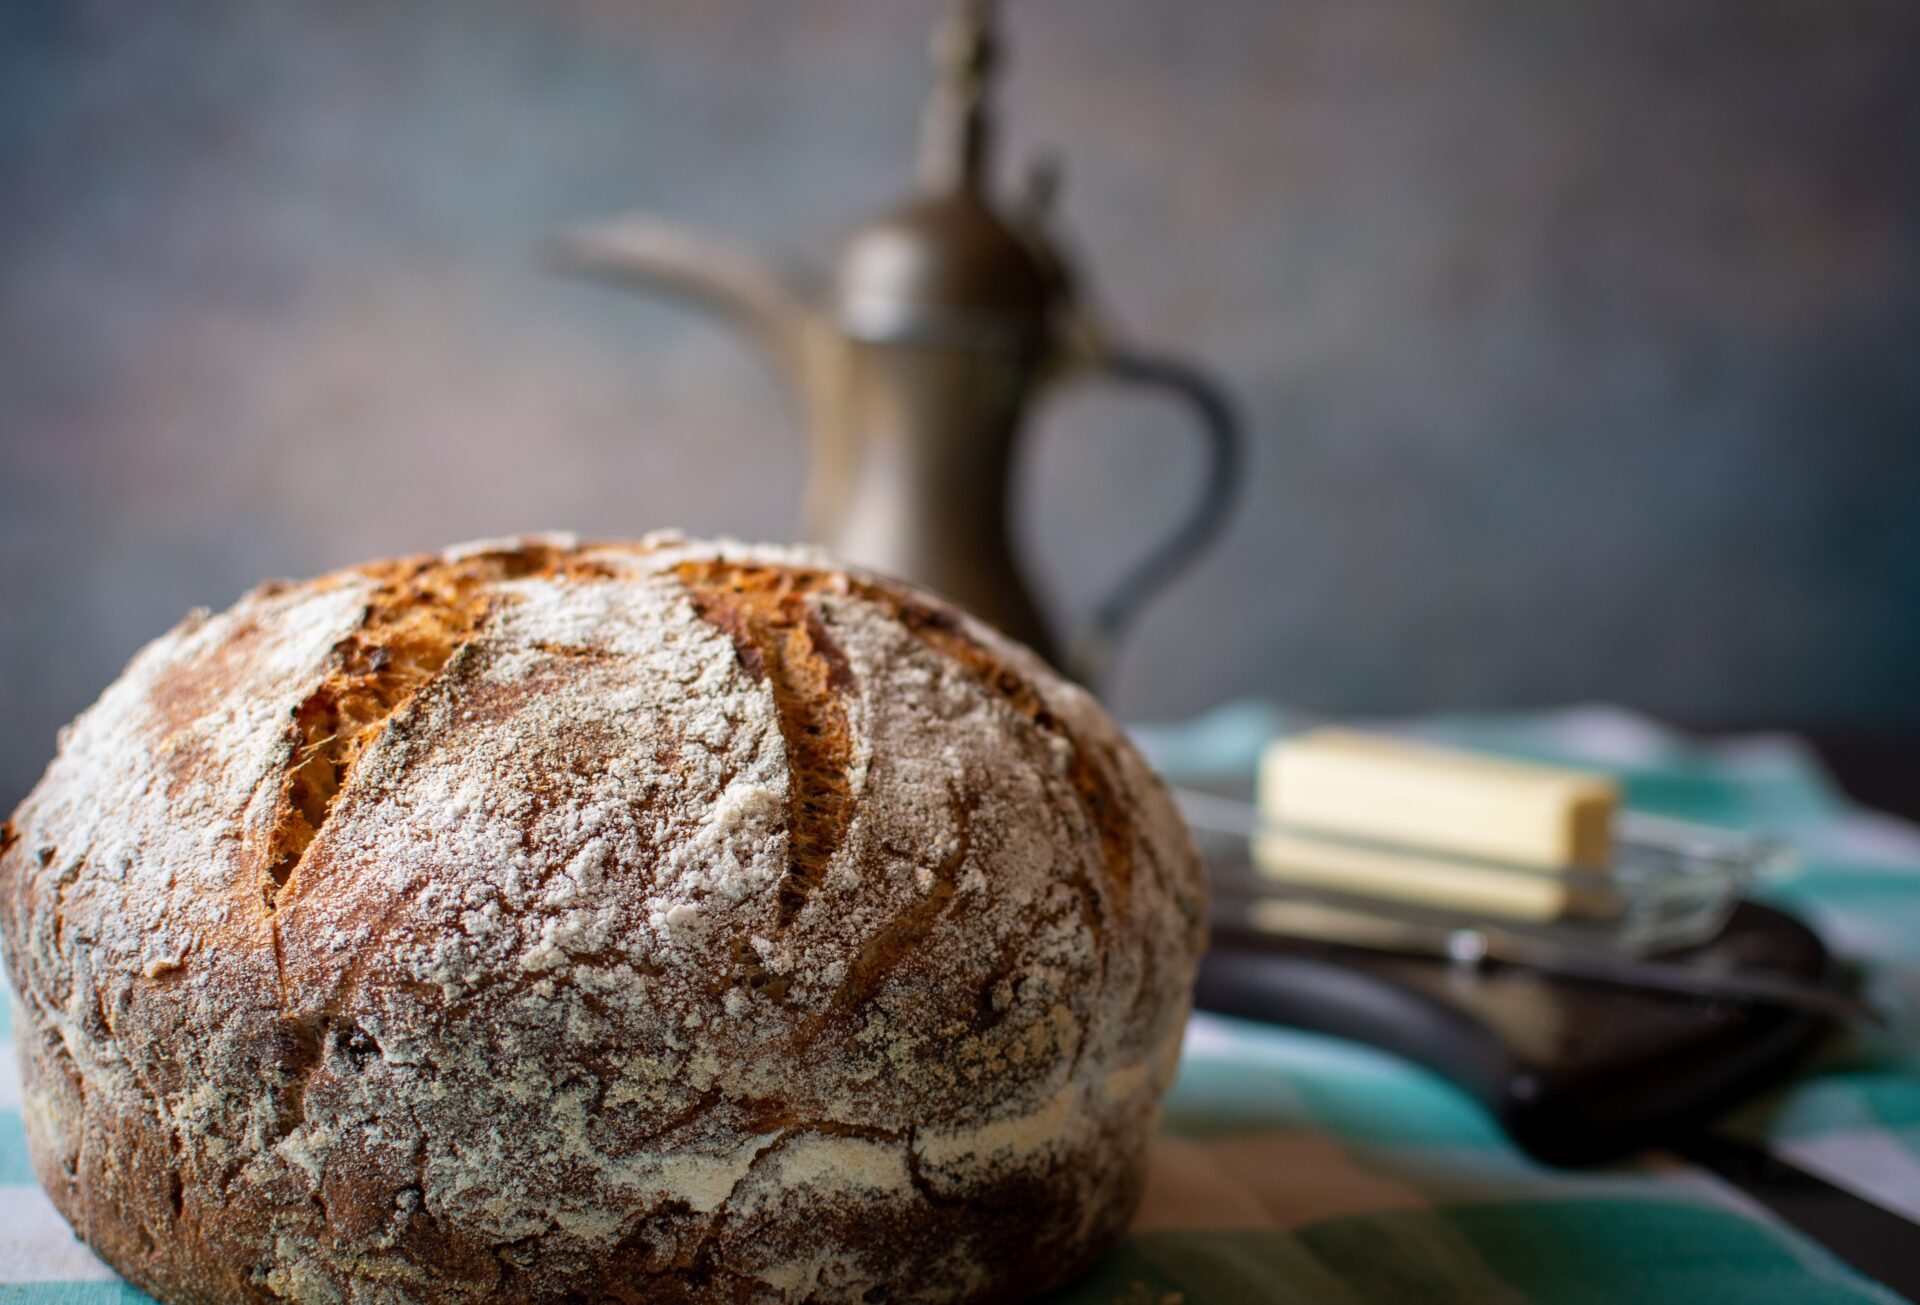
[3,704,1916,1303]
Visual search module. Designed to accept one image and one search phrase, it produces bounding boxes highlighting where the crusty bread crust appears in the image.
[0,533,1206,1304]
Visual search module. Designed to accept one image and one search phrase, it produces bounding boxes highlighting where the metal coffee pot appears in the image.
[559,0,1240,687]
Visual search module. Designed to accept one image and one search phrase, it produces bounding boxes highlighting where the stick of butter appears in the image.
[1249,830,1622,921]
[1253,730,1620,919]
[1259,729,1619,869]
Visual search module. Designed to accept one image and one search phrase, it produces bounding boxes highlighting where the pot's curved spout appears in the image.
[552,219,814,390]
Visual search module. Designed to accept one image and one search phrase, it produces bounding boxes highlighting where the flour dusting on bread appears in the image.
[0,533,1206,1304]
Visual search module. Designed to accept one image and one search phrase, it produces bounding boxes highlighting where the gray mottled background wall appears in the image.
[4,0,1919,810]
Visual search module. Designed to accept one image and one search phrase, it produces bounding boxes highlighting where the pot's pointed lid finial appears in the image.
[918,0,1001,196]
[834,0,1076,347]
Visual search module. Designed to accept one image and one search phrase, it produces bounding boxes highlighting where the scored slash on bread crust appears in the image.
[0,532,1207,1305]
[263,545,627,911]
[670,561,858,927]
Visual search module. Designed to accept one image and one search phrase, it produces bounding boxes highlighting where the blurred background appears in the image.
[3,0,1919,814]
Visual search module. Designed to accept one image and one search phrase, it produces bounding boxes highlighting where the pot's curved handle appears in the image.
[1066,348,1244,689]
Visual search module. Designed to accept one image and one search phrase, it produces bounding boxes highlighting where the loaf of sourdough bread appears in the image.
[0,533,1206,1304]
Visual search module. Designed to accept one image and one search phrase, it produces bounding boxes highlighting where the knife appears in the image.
[1209,893,1883,1027]
[1175,786,1881,1027]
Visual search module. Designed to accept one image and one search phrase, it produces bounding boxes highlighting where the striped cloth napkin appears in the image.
[3,704,1916,1303]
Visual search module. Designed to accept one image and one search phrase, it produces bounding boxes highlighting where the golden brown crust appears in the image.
[0,532,1206,1304]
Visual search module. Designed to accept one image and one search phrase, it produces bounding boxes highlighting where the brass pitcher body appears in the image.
[803,335,1051,653]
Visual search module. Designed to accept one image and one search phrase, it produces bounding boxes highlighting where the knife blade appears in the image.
[1209,894,1882,1027]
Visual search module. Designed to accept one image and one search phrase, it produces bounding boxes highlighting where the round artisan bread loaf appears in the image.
[0,533,1206,1304]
